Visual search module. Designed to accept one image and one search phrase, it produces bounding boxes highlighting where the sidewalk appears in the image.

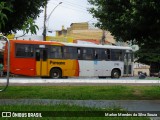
[0,77,160,84]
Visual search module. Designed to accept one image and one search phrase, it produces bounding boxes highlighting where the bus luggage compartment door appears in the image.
[36,49,48,76]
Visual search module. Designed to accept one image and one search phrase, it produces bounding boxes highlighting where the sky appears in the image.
[17,0,97,36]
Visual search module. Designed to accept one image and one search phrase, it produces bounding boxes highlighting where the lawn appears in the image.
[0,85,157,120]
[0,85,160,100]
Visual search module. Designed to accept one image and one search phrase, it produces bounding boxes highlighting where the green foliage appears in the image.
[0,2,12,29]
[22,18,39,35]
[135,40,160,64]
[88,0,160,64]
[0,0,47,35]
[88,0,160,45]
[1,86,160,100]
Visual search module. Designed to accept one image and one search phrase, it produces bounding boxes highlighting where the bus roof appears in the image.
[63,42,132,50]
[9,39,64,46]
[9,40,132,50]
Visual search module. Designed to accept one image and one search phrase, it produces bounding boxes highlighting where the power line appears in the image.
[39,23,98,30]
[48,1,90,15]
[36,0,97,35]
[53,0,88,10]
[45,1,94,25]
[39,0,94,20]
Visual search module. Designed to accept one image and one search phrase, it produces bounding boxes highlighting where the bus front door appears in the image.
[124,52,133,76]
[36,49,48,76]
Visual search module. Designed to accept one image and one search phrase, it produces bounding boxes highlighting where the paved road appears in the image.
[0,99,160,119]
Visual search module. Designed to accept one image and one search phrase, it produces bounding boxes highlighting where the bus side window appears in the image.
[99,49,106,60]
[111,49,122,61]
[98,49,110,61]
[77,48,81,59]
[63,47,77,59]
[16,44,34,57]
[50,46,62,59]
[107,49,110,60]
[82,48,93,60]
[36,49,40,61]
[94,49,98,60]
[43,50,47,61]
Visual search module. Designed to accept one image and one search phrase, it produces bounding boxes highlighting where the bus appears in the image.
[3,40,133,78]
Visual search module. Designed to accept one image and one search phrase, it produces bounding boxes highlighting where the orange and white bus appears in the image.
[3,40,133,78]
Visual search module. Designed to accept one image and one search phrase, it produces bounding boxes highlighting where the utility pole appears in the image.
[43,0,47,41]
[42,1,62,41]
[101,30,106,45]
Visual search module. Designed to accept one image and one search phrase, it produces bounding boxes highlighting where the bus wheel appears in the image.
[111,69,120,79]
[50,68,62,79]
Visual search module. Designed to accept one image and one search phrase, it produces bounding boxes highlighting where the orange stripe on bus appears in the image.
[74,60,80,76]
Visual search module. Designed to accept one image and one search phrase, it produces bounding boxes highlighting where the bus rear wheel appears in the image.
[111,69,120,79]
[50,68,62,79]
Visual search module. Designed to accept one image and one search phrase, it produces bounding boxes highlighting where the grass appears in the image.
[0,104,149,120]
[0,85,160,100]
[0,86,156,120]
[145,77,160,80]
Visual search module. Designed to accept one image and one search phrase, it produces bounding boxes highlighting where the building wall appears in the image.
[133,63,150,76]
[55,22,116,44]
[70,22,88,30]
[134,68,150,76]
[46,36,74,43]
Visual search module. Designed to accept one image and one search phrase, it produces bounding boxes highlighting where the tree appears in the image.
[88,0,160,46]
[88,0,160,64]
[0,0,47,35]
[135,41,160,64]
[16,18,39,38]
[0,2,12,30]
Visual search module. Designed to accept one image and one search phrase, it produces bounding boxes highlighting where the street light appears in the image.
[43,2,62,41]
[46,2,62,22]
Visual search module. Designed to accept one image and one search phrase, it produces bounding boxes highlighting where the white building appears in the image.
[133,62,150,76]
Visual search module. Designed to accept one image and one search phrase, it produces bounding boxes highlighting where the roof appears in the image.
[9,39,64,46]
[63,42,132,50]
[9,39,132,50]
[70,22,88,26]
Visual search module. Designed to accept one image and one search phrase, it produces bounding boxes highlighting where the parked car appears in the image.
[158,71,160,78]
[150,72,159,77]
